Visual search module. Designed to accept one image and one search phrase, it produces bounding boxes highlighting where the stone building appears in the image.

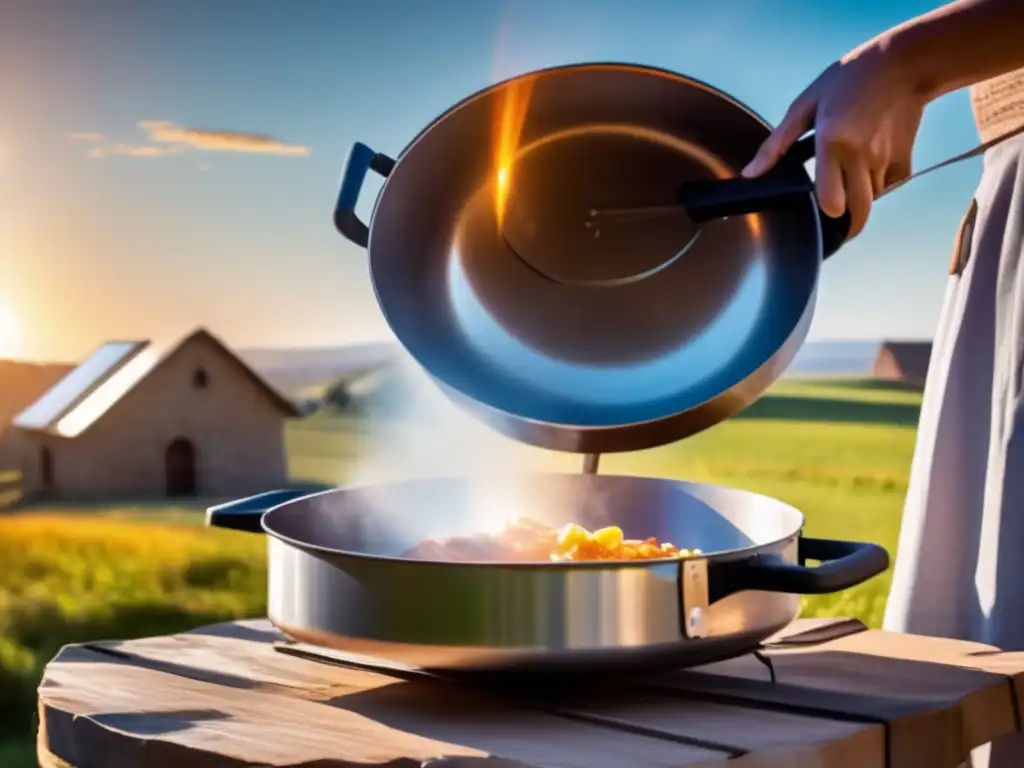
[3,328,299,501]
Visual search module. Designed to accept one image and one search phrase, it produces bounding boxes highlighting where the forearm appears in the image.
[874,0,1024,102]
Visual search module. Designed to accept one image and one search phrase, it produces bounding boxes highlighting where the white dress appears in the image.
[883,70,1024,768]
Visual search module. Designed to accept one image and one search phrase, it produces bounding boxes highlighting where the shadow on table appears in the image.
[89,709,231,736]
[323,648,1016,767]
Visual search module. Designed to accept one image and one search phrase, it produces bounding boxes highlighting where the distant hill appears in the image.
[0,344,406,417]
[0,340,895,422]
[238,338,887,398]
[238,341,402,397]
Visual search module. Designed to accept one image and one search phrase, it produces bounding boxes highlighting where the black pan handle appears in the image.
[709,537,889,601]
[784,134,818,165]
[678,133,851,260]
[206,488,318,533]
[334,142,397,248]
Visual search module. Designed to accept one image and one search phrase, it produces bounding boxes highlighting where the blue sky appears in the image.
[1,0,980,361]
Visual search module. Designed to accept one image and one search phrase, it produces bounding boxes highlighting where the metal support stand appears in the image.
[582,453,601,474]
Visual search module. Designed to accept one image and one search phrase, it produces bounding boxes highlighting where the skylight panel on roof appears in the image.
[13,341,146,431]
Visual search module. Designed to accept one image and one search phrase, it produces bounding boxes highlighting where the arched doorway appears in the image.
[165,438,196,497]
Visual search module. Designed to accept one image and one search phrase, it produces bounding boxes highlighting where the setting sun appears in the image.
[0,305,21,357]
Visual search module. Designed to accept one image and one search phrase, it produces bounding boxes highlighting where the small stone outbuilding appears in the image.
[4,328,299,501]
[871,341,933,387]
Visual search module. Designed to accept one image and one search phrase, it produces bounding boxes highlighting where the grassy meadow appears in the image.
[0,377,921,764]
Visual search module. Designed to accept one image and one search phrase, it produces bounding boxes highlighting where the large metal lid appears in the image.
[352,64,824,454]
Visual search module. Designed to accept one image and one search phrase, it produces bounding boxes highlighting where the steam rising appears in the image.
[349,356,551,479]
[342,354,619,544]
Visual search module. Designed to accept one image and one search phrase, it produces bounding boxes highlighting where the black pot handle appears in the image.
[334,142,397,248]
[709,536,889,601]
[206,488,317,533]
[678,133,851,260]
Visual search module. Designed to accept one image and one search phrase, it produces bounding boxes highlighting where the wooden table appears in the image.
[36,617,1024,768]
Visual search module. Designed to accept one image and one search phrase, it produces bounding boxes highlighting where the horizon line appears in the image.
[2,336,935,366]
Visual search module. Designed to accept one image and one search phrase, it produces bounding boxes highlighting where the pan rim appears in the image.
[259,473,806,570]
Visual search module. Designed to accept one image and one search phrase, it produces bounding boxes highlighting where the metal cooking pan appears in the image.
[335,62,1023,456]
[207,474,888,674]
[333,63,848,455]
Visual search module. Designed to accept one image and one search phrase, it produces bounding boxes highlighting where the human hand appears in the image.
[742,41,928,240]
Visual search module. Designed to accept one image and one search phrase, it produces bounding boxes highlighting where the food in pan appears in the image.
[402,517,701,563]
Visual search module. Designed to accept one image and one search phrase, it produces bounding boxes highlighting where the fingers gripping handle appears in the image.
[783,123,1024,257]
[334,142,397,248]
[785,135,852,259]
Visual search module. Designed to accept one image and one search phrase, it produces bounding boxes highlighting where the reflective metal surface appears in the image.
[498,124,713,287]
[259,475,806,673]
[338,63,825,454]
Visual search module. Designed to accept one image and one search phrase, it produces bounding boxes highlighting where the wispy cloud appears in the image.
[74,120,310,160]
[69,132,106,142]
[139,121,310,156]
[88,144,182,159]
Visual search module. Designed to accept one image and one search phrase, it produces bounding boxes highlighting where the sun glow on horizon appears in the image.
[0,305,22,357]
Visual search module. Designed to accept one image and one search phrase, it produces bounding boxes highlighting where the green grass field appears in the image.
[0,378,921,765]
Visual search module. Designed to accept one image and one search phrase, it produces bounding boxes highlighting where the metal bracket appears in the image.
[752,648,777,684]
[680,557,710,639]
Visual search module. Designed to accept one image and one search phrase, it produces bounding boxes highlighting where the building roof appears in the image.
[0,360,75,427]
[12,328,299,438]
[878,340,933,380]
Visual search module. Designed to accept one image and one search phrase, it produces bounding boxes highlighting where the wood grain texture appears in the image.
[36,616,1024,768]
[651,622,1024,768]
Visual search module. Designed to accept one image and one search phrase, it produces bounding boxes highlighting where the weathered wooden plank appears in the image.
[46,614,1024,768]
[62,619,886,768]
[39,645,732,768]
[550,693,883,768]
[648,624,1024,768]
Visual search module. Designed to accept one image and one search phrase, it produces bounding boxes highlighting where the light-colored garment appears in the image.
[883,70,1024,768]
